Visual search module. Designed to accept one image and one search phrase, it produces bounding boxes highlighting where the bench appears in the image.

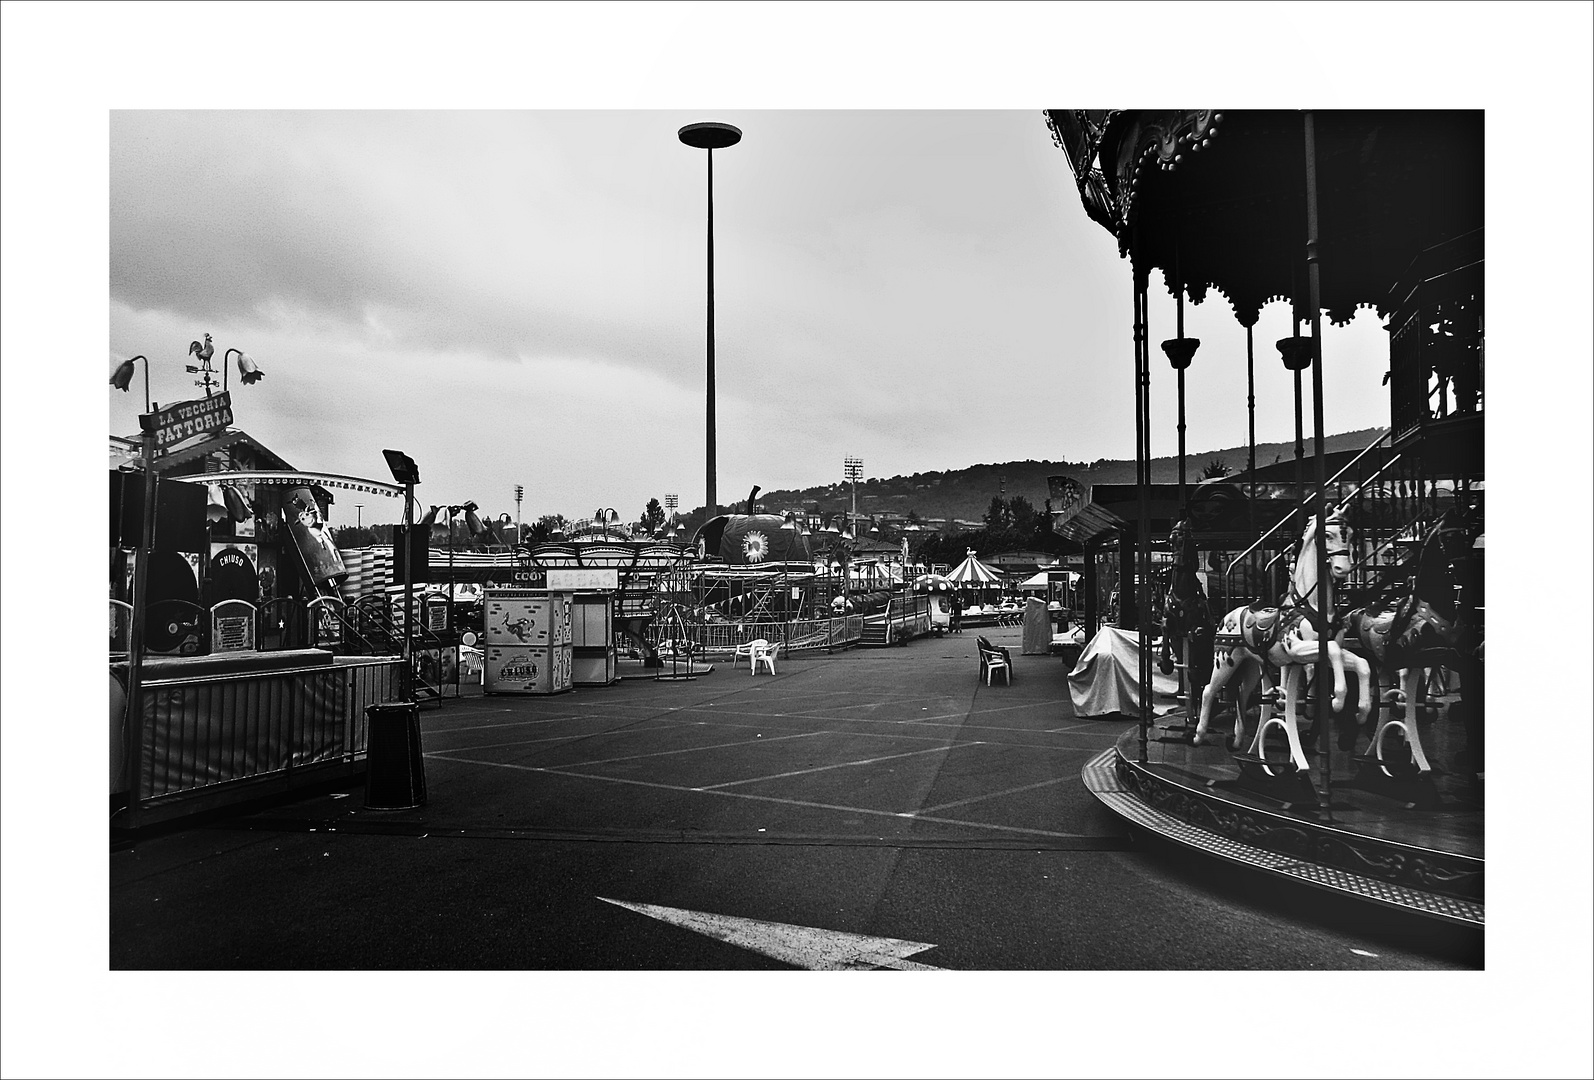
[976,635,1011,686]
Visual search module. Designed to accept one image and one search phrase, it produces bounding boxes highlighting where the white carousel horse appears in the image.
[1192,512,1371,772]
[1337,506,1480,775]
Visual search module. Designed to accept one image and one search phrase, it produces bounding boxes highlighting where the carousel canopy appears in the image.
[1043,109,1483,328]
[945,551,1003,585]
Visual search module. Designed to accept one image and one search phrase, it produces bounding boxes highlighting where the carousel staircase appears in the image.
[860,615,891,646]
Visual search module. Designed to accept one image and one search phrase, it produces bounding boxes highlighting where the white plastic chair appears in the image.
[737,638,770,673]
[977,636,1011,686]
[751,639,778,675]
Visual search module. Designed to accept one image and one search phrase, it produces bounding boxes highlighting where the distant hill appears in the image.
[747,427,1385,525]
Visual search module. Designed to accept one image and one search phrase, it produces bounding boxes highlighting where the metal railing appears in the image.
[114,656,404,826]
[1214,430,1422,613]
[651,614,866,657]
[1221,430,1393,594]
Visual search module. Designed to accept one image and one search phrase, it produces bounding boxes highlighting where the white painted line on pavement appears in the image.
[649,716,1115,754]
[426,715,587,733]
[555,730,827,769]
[426,731,601,753]
[916,774,1075,814]
[653,711,1110,741]
[424,752,1095,839]
[696,744,967,790]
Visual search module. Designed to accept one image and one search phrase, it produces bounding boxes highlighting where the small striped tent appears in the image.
[945,549,1002,586]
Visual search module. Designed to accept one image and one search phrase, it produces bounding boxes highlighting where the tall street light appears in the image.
[844,455,863,537]
[678,120,742,522]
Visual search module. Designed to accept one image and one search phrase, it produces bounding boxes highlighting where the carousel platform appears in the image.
[1083,701,1484,928]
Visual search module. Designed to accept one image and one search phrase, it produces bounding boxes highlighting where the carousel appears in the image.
[1047,109,1484,925]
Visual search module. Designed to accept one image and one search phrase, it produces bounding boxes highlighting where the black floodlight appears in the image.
[383,449,421,486]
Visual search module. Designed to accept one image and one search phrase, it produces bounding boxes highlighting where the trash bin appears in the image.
[365,701,427,809]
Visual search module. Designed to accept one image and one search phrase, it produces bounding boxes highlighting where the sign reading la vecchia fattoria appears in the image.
[140,393,234,452]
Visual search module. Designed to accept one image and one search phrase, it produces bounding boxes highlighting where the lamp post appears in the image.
[109,355,151,412]
[844,456,863,537]
[678,120,742,522]
[381,451,424,698]
[514,484,524,543]
[222,346,265,392]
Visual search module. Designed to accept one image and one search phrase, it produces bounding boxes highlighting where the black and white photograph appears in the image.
[2,3,1591,1078]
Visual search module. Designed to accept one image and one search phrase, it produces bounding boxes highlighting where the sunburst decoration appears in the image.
[742,530,769,563]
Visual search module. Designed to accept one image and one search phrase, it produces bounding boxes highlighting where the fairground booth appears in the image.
[110,344,409,827]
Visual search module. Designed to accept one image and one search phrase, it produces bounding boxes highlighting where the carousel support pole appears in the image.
[1161,248,1200,709]
[1171,245,1190,508]
[1247,324,1257,542]
[1303,111,1334,818]
[1132,249,1152,763]
[1083,543,1098,638]
[1173,274,1188,709]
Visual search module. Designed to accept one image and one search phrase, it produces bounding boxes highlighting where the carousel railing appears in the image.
[1215,429,1407,613]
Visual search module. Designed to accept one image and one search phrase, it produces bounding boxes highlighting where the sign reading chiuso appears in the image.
[142,393,234,451]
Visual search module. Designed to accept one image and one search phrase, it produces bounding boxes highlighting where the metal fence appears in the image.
[113,656,404,827]
[653,614,865,658]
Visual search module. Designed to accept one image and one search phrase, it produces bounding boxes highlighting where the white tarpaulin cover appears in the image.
[1067,627,1146,717]
[1022,597,1053,655]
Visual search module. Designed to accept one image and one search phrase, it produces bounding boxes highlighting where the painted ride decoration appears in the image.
[913,573,955,634]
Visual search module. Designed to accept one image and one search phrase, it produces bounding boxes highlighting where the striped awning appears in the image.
[945,551,1003,585]
[168,470,403,498]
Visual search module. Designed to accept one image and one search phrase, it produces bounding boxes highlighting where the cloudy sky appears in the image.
[106,106,1403,527]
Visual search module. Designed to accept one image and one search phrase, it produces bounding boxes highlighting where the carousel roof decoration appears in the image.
[1043,109,1483,328]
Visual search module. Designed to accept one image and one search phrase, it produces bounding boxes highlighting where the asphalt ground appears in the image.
[111,625,1479,974]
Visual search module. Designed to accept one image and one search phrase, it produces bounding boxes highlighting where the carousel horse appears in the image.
[1158,516,1215,688]
[1192,511,1371,771]
[1337,505,1481,774]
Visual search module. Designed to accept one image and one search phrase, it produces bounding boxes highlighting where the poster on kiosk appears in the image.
[484,589,573,694]
[484,644,572,694]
